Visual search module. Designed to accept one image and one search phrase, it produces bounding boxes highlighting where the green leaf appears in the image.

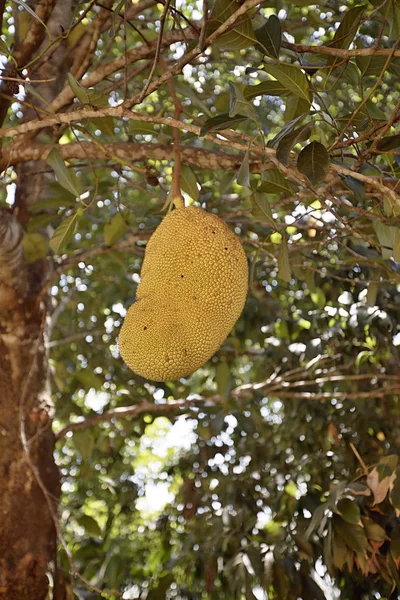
[376,134,400,152]
[297,141,329,185]
[104,213,128,245]
[361,517,389,542]
[337,498,361,525]
[22,233,48,264]
[393,228,400,262]
[89,116,115,136]
[342,175,366,200]
[334,518,368,554]
[327,5,366,66]
[254,15,282,58]
[174,81,212,117]
[268,114,308,148]
[46,148,81,197]
[366,282,379,307]
[27,213,56,233]
[49,213,80,254]
[207,0,256,50]
[373,221,396,259]
[76,369,104,390]
[229,83,256,121]
[332,530,348,570]
[356,50,388,77]
[199,113,248,136]
[310,287,326,310]
[251,192,275,227]
[263,63,311,104]
[258,169,296,195]
[67,72,108,107]
[73,430,95,460]
[237,151,250,188]
[276,123,313,165]
[244,80,290,100]
[215,360,231,397]
[0,38,11,57]
[278,234,291,283]
[180,164,199,201]
[305,504,327,539]
[77,514,102,537]
[284,95,312,123]
[129,120,156,135]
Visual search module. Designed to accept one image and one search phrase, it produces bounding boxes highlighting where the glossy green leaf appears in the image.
[263,63,311,104]
[207,0,256,50]
[104,213,128,245]
[254,15,281,58]
[297,141,329,185]
[327,5,366,66]
[46,148,81,198]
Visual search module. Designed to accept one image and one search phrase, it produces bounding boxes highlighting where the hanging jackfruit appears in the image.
[118,206,248,381]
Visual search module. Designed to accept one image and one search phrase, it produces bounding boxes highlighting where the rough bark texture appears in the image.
[0,210,60,599]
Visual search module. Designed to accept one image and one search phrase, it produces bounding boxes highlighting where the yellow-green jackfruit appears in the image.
[119,206,248,381]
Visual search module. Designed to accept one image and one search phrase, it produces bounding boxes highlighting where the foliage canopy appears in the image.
[1,0,400,598]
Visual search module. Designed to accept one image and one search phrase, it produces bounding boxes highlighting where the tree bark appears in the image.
[0,209,60,599]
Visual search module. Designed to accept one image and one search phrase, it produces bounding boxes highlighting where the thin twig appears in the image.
[137,0,171,103]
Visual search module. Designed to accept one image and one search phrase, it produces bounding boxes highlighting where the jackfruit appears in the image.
[118,206,248,381]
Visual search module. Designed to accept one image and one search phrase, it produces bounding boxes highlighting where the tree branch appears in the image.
[55,372,400,439]
[281,41,400,58]
[1,141,263,172]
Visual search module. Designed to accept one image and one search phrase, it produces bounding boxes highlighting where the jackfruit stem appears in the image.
[173,195,185,209]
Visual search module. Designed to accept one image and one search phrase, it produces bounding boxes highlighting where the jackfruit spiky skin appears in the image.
[119,206,248,381]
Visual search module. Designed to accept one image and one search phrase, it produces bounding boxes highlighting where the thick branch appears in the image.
[2,141,263,172]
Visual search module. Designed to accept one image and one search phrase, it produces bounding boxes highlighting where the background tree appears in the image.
[0,0,400,598]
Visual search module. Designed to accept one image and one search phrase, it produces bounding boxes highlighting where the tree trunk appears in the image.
[0,210,60,599]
